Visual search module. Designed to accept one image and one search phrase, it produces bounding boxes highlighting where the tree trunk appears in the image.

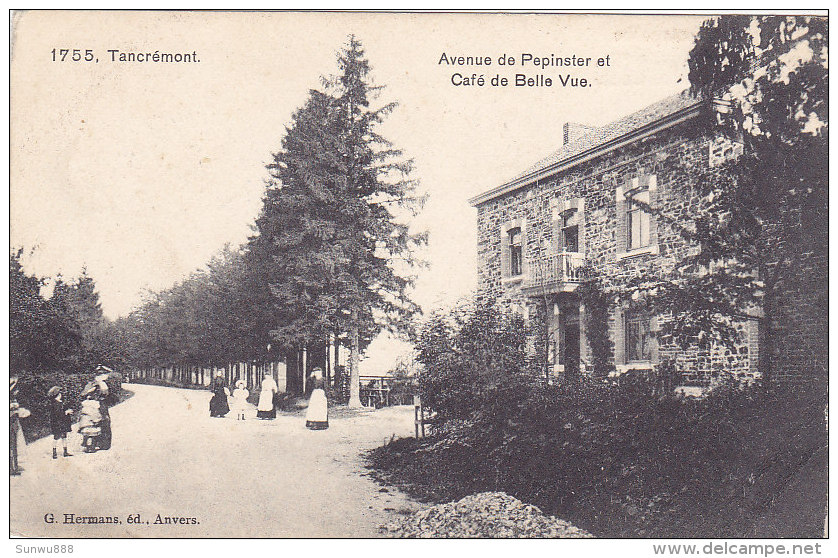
[302,348,308,395]
[325,335,332,387]
[759,295,774,387]
[284,350,295,395]
[348,309,362,407]
[333,337,343,399]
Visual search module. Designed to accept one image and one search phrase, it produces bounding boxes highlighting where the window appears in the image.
[508,227,523,276]
[561,210,579,252]
[626,189,650,250]
[625,310,652,362]
[616,175,657,260]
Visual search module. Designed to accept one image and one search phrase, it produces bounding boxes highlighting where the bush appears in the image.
[369,378,828,538]
[14,370,123,443]
[415,301,534,422]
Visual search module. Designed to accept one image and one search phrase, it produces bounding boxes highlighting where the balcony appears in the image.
[522,252,586,295]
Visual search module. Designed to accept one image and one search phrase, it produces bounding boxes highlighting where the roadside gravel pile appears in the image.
[381,491,593,538]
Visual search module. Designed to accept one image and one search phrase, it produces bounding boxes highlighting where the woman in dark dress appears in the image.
[94,370,113,450]
[81,367,113,451]
[209,371,230,417]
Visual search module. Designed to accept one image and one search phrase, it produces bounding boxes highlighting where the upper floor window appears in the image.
[560,209,579,253]
[508,227,523,276]
[626,189,651,250]
[616,174,658,260]
[625,310,652,362]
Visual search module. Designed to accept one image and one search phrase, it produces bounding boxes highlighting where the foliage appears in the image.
[113,245,278,374]
[415,301,533,422]
[369,378,827,537]
[109,37,425,399]
[247,35,426,402]
[625,16,828,380]
[10,249,114,374]
[576,272,615,378]
[382,358,419,405]
[14,371,124,443]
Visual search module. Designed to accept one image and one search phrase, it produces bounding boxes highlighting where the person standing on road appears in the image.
[305,367,329,430]
[47,386,73,459]
[257,372,278,420]
[93,366,114,450]
[81,366,113,451]
[209,370,230,418]
[232,380,249,420]
[10,377,30,476]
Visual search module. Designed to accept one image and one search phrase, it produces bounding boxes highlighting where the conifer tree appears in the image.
[250,36,425,403]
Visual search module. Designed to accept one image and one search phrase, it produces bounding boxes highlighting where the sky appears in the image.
[10,11,707,371]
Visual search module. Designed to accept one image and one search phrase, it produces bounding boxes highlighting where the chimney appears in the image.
[563,122,598,145]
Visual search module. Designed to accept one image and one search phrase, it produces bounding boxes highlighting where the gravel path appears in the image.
[382,492,593,538]
[10,383,421,538]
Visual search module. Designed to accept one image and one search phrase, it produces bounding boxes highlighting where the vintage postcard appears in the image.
[9,9,828,548]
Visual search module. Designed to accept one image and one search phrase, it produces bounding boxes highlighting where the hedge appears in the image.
[14,371,123,443]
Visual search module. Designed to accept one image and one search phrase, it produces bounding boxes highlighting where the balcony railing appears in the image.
[524,252,586,292]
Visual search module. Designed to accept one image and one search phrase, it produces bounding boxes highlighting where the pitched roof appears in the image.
[470,89,705,206]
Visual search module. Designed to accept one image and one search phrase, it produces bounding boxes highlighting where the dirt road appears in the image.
[10,383,421,538]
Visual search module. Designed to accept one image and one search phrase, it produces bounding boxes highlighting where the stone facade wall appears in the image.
[475,119,760,385]
[769,248,828,383]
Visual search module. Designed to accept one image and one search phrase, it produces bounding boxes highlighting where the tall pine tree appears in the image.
[249,36,425,403]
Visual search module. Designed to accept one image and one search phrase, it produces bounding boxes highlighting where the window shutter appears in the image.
[577,198,586,255]
[521,219,528,276]
[650,314,660,365]
[500,227,510,277]
[615,182,628,253]
[614,307,625,365]
[647,174,658,247]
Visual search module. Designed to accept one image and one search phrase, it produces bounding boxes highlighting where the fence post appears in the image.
[413,395,427,439]
[414,395,420,439]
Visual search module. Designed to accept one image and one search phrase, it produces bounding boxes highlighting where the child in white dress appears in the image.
[232,380,249,420]
[78,395,103,452]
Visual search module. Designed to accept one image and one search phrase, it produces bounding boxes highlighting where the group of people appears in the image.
[207,367,328,429]
[210,371,274,420]
[50,366,115,457]
[9,365,115,476]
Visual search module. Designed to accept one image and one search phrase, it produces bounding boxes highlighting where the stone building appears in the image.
[469,90,766,387]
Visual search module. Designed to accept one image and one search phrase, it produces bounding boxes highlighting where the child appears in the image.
[47,386,73,459]
[232,380,249,420]
[77,393,102,453]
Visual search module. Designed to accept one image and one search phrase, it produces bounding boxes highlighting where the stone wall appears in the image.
[475,119,761,385]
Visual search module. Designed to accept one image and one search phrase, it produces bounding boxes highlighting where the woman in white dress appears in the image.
[257,373,278,419]
[305,367,328,430]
